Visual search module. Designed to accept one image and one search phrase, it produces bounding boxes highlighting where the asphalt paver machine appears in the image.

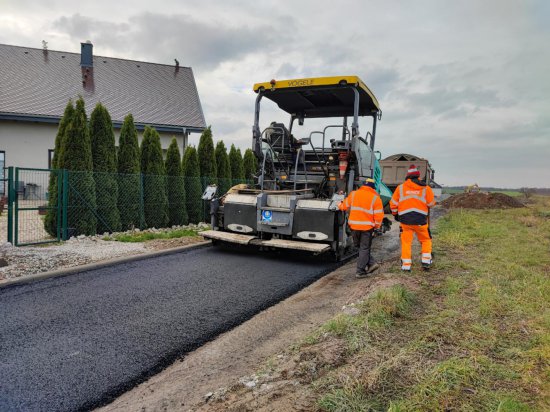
[201,76,392,260]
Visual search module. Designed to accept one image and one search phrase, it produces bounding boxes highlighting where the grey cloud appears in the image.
[208,116,249,136]
[363,67,400,99]
[476,114,550,144]
[400,87,510,118]
[275,63,300,79]
[382,109,418,122]
[54,14,129,40]
[53,13,281,69]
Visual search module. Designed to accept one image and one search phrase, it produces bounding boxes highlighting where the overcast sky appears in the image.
[1,0,549,187]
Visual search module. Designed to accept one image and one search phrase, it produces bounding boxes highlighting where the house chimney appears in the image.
[81,41,93,67]
[81,41,95,92]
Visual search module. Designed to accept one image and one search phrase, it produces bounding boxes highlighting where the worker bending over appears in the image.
[391,165,436,271]
[339,178,384,278]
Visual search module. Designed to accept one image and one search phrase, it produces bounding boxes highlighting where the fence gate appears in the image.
[6,167,63,246]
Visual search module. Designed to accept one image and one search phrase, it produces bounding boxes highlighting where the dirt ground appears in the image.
[441,192,524,209]
[144,236,205,251]
[98,215,412,412]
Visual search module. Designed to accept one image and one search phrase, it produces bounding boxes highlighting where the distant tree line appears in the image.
[45,97,258,237]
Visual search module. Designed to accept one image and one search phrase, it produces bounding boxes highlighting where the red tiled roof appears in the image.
[0,44,206,130]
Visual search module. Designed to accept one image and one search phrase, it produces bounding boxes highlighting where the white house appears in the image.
[0,41,206,195]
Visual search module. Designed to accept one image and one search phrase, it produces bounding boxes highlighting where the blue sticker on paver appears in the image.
[262,210,272,222]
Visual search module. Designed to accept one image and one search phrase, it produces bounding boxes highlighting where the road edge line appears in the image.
[0,241,211,289]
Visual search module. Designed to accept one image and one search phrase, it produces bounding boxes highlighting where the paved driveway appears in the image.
[0,245,337,411]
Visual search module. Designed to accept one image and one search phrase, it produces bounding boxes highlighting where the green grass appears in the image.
[320,285,414,354]
[104,228,202,242]
[442,188,463,194]
[442,188,522,197]
[318,383,377,412]
[490,190,522,197]
[315,196,550,411]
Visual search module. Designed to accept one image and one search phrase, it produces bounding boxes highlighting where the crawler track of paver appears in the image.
[0,245,338,412]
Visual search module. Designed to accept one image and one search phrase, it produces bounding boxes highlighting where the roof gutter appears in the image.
[0,113,205,134]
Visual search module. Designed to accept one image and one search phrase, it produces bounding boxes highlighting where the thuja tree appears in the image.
[59,96,97,236]
[44,100,74,237]
[165,138,188,226]
[197,126,217,186]
[215,140,231,195]
[117,114,142,230]
[141,126,168,228]
[182,146,202,223]
[229,144,244,182]
[90,103,120,233]
[243,148,258,182]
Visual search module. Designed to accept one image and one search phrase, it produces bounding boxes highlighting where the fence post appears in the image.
[139,173,145,230]
[14,168,19,246]
[7,166,14,244]
[62,169,69,240]
[56,170,62,241]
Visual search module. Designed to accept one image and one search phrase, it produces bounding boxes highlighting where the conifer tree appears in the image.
[90,103,120,233]
[45,100,74,237]
[165,138,188,226]
[215,140,231,195]
[59,96,97,236]
[229,144,245,183]
[117,114,141,174]
[182,146,202,223]
[140,128,152,173]
[197,126,217,185]
[243,148,258,182]
[141,126,168,228]
[117,114,142,230]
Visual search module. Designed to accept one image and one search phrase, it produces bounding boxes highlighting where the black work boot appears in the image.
[367,263,380,274]
[422,262,431,271]
[355,270,369,279]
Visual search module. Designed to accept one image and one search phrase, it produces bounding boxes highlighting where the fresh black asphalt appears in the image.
[0,245,338,411]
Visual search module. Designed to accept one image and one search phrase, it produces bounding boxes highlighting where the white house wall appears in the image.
[0,121,58,170]
[0,120,187,199]
[0,121,186,170]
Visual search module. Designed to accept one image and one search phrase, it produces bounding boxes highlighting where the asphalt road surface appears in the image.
[0,245,338,411]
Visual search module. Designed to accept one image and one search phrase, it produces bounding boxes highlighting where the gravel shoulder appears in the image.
[0,226,207,283]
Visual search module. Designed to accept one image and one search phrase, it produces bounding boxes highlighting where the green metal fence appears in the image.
[4,167,252,246]
[9,168,62,246]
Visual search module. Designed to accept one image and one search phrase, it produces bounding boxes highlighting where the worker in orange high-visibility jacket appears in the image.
[390,164,436,271]
[339,178,385,278]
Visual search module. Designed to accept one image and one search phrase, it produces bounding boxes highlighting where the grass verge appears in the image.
[314,196,549,411]
[105,228,203,242]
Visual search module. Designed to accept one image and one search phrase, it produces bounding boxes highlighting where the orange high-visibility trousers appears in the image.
[400,224,432,270]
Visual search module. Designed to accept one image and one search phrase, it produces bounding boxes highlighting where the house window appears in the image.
[48,149,54,169]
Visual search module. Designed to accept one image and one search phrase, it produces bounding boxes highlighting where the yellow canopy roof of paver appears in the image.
[253,76,380,118]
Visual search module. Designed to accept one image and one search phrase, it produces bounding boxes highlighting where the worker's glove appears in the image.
[393,214,400,222]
